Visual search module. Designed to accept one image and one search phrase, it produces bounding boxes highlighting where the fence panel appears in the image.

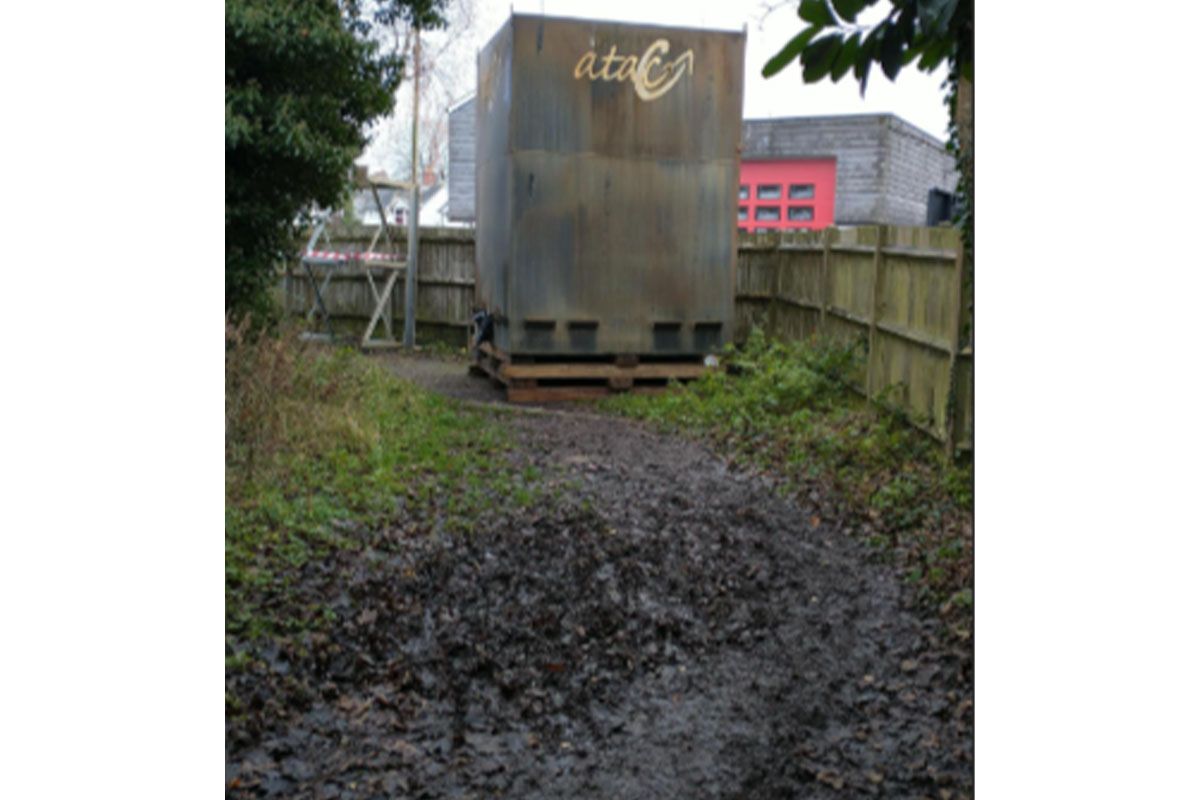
[775,230,824,343]
[734,238,776,342]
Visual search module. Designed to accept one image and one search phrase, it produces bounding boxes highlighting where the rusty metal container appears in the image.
[475,14,745,357]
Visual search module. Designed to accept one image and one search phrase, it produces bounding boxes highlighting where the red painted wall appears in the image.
[738,159,837,232]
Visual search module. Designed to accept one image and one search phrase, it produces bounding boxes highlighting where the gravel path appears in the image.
[372,352,506,405]
[225,354,973,799]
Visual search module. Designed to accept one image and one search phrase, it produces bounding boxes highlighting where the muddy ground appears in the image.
[225,354,973,799]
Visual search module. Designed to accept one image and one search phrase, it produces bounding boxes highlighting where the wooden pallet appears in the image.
[472,342,711,403]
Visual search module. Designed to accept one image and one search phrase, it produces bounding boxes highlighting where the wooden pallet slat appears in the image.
[473,343,711,403]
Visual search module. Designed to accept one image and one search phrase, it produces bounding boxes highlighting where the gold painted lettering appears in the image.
[572,38,694,102]
[599,45,620,80]
[634,39,692,101]
[574,52,598,79]
[615,55,638,81]
[638,41,667,92]
[672,50,694,78]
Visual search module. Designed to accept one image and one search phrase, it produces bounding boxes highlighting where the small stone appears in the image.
[901,659,919,673]
[867,770,884,784]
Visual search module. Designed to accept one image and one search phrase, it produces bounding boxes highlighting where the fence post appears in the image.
[866,225,885,396]
[819,226,830,334]
[767,232,782,340]
[943,232,967,460]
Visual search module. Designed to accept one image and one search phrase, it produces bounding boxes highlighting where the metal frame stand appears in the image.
[294,172,412,348]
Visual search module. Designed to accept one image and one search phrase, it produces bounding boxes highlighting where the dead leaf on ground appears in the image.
[817,769,844,789]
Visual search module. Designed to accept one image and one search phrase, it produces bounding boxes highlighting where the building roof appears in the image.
[743,112,946,148]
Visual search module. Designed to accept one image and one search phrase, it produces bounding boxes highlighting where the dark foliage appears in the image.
[763,0,972,90]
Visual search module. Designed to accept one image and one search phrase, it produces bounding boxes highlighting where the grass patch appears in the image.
[602,328,973,632]
[415,337,472,361]
[225,319,538,657]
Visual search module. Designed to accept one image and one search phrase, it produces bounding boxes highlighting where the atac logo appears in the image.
[573,39,694,102]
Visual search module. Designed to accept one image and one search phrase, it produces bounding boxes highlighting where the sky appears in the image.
[465,0,949,138]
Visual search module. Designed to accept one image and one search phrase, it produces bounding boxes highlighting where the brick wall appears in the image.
[879,115,957,226]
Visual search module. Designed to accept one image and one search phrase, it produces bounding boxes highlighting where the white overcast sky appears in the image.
[467,0,950,140]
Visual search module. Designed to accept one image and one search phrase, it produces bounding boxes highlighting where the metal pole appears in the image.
[403,24,420,348]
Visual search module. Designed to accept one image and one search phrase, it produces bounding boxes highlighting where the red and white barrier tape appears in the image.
[301,250,405,262]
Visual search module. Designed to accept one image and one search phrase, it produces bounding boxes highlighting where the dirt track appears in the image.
[225,355,973,799]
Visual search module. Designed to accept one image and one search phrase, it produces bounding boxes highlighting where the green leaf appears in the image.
[916,0,944,27]
[903,33,927,66]
[856,24,882,69]
[762,26,820,78]
[916,37,951,71]
[799,0,835,27]
[880,25,903,80]
[831,0,868,23]
[802,34,843,83]
[918,0,958,37]
[830,32,860,82]
[854,37,874,95]
[897,5,916,43]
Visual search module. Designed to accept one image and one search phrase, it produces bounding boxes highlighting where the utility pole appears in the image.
[404,23,421,348]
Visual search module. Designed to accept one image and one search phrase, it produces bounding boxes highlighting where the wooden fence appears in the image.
[736,225,973,457]
[281,226,476,348]
[281,224,972,456]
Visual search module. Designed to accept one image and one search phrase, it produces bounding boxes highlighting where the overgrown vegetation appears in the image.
[225,318,539,660]
[603,328,973,634]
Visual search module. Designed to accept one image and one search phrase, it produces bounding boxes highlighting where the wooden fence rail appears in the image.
[280,223,973,456]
